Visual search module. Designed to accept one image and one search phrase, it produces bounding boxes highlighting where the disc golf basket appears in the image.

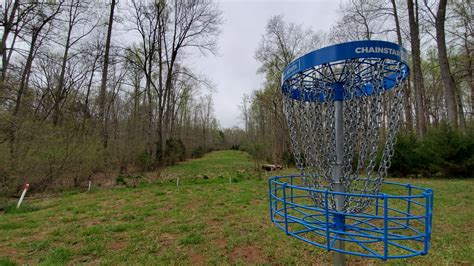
[268,40,433,264]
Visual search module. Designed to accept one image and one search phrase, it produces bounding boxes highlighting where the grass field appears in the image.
[0,150,473,265]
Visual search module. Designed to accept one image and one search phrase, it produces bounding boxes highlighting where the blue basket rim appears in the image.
[269,175,433,199]
[281,40,409,84]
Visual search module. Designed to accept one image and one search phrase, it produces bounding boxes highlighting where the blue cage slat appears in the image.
[269,175,433,260]
[269,40,433,264]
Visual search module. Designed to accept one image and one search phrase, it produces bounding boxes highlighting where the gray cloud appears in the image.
[186,0,340,128]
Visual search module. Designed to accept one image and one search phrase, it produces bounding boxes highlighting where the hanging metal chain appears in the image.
[283,57,406,213]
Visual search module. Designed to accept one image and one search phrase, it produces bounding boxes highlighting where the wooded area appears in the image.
[0,0,472,197]
[0,0,227,195]
[242,0,473,177]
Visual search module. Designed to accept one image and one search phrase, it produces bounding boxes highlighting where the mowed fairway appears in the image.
[0,150,473,265]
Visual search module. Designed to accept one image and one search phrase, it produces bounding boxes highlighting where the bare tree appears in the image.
[239,94,251,133]
[126,0,166,159]
[407,0,427,136]
[253,15,323,164]
[389,0,414,131]
[198,94,214,148]
[82,38,104,129]
[12,1,64,117]
[421,0,460,127]
[126,0,221,162]
[51,0,99,126]
[159,0,221,160]
[450,0,473,121]
[8,1,64,169]
[435,0,459,127]
[331,0,393,42]
[98,0,117,147]
[0,0,224,195]
[1,0,20,83]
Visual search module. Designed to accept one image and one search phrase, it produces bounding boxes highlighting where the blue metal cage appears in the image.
[269,175,434,260]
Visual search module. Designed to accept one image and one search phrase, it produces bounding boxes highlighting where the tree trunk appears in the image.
[390,0,413,132]
[146,75,154,157]
[469,46,474,121]
[83,50,100,130]
[98,0,116,148]
[1,0,20,82]
[456,88,466,128]
[161,51,178,162]
[52,15,73,126]
[12,36,36,117]
[407,0,427,136]
[436,0,458,128]
[466,33,474,121]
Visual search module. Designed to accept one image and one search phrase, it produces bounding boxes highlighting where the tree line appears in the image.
[242,0,473,177]
[0,0,226,195]
[0,0,472,198]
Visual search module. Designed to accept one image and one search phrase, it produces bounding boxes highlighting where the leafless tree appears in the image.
[98,0,117,147]
[252,15,324,164]
[1,0,20,84]
[51,0,100,126]
[450,0,473,121]
[435,0,459,127]
[407,0,428,136]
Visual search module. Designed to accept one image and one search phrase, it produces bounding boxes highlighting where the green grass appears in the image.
[163,150,254,181]
[0,150,472,265]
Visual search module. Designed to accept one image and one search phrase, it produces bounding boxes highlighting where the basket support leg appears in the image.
[333,84,345,266]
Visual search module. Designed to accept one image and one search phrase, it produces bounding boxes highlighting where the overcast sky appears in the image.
[186,0,341,128]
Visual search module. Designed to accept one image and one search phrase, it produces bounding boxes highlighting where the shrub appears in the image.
[390,132,421,177]
[191,146,205,158]
[116,175,146,187]
[116,175,127,186]
[164,138,186,165]
[282,151,295,167]
[0,197,8,211]
[0,168,13,203]
[389,124,474,178]
[417,124,474,177]
[136,152,154,171]
[0,120,105,194]
[127,174,145,187]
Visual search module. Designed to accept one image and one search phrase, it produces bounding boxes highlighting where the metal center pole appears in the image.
[333,83,345,266]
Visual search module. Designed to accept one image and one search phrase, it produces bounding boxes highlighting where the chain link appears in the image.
[283,58,406,213]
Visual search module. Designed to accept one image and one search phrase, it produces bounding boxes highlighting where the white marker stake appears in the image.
[17,184,29,209]
[176,177,179,187]
[229,176,231,184]
[88,180,92,192]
